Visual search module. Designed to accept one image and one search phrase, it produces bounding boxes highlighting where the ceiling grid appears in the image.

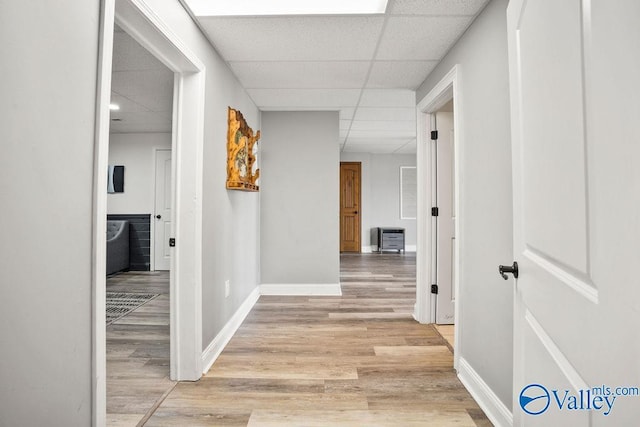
[114,0,491,152]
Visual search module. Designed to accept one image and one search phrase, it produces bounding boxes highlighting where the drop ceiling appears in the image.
[110,25,173,134]
[111,0,490,152]
[185,0,490,153]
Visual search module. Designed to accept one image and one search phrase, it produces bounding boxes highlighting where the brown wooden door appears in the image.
[340,162,361,252]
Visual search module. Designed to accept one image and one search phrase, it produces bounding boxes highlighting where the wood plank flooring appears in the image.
[434,324,455,350]
[109,253,491,426]
[106,271,174,426]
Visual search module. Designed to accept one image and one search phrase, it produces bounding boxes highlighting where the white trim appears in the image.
[524,310,589,393]
[201,287,261,374]
[94,8,206,425]
[414,102,430,324]
[260,283,343,296]
[92,1,115,425]
[115,0,206,382]
[365,245,416,253]
[458,357,513,427]
[415,64,463,370]
[523,248,598,304]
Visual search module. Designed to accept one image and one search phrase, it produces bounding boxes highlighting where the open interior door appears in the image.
[507,0,640,424]
[434,112,455,324]
[154,149,172,270]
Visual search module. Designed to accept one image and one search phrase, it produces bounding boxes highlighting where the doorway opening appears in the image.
[93,0,206,423]
[338,155,418,317]
[431,100,456,351]
[415,65,462,368]
[105,22,175,423]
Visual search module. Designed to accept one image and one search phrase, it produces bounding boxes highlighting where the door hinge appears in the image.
[431,207,439,216]
[169,238,176,247]
[430,130,439,140]
[431,284,439,294]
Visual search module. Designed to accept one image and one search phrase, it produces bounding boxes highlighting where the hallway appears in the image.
[108,254,490,426]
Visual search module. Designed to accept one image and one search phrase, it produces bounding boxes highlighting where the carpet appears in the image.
[106,292,159,326]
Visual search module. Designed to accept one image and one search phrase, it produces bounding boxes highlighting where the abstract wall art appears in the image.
[226,107,260,191]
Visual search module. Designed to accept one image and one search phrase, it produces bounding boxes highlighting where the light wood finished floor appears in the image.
[434,324,455,350]
[108,254,491,426]
[107,271,174,426]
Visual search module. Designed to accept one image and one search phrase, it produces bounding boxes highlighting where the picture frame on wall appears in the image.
[107,165,125,193]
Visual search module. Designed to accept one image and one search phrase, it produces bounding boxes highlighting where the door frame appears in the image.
[92,0,205,424]
[433,111,456,324]
[415,65,462,367]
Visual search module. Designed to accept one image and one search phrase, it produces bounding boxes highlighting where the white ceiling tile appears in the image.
[184,5,482,152]
[342,143,399,154]
[367,60,438,89]
[354,107,416,122]
[110,93,151,113]
[111,70,173,112]
[347,129,415,139]
[199,16,384,61]
[393,143,418,154]
[340,108,356,120]
[346,137,413,145]
[392,139,417,154]
[390,0,490,16]
[230,61,369,89]
[376,16,473,60]
[112,31,168,72]
[359,89,415,107]
[109,111,172,134]
[349,120,415,133]
[247,89,360,108]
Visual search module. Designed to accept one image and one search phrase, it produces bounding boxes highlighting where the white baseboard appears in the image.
[201,286,260,374]
[457,357,513,427]
[367,245,417,253]
[260,283,342,296]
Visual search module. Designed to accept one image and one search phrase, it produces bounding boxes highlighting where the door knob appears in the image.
[498,261,519,280]
[156,214,162,219]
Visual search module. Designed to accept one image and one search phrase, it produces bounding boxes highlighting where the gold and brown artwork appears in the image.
[226,107,260,191]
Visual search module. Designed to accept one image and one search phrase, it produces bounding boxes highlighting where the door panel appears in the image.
[340,162,361,252]
[521,313,591,425]
[508,0,640,424]
[518,0,589,274]
[154,149,172,270]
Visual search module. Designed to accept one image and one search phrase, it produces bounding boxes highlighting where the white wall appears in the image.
[108,133,172,214]
[0,1,99,425]
[1,1,263,422]
[139,0,261,349]
[261,111,340,287]
[340,153,417,251]
[416,0,514,413]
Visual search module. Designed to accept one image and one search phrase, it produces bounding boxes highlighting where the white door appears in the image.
[154,149,172,270]
[508,0,640,424]
[435,112,455,324]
